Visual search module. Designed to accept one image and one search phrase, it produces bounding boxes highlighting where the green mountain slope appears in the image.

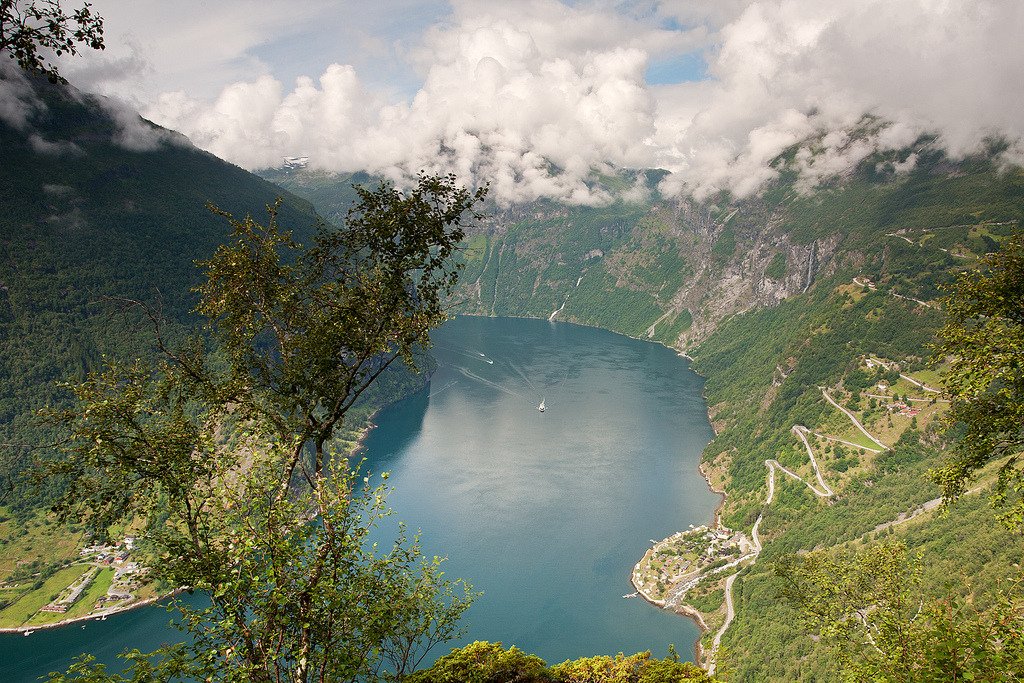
[0,78,440,627]
[0,77,325,514]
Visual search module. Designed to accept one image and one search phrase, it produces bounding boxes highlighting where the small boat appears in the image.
[538,398,546,412]
[622,592,639,599]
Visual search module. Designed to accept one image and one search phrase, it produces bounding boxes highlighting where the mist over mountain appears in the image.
[0,72,319,511]
[62,0,1024,207]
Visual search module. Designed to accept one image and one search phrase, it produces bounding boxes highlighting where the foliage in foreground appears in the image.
[406,641,716,683]
[933,232,1024,528]
[43,174,488,682]
[0,0,104,83]
[780,542,1024,682]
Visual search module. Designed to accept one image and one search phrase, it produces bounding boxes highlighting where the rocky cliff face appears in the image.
[454,193,848,350]
[264,150,1011,352]
[677,229,843,348]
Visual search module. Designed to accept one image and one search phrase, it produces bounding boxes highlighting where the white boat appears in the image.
[538,398,546,412]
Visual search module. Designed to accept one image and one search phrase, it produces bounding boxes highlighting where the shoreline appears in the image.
[4,319,724,655]
[447,315,727,666]
[0,588,185,635]
[648,347,730,667]
[3,385,412,637]
[348,419,378,457]
[629,532,719,668]
[494,312,727,664]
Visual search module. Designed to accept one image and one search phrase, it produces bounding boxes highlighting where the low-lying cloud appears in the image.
[73,1,1024,203]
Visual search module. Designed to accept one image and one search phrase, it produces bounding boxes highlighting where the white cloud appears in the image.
[62,0,332,101]
[0,61,41,130]
[99,96,180,152]
[28,133,84,156]
[145,1,695,204]
[1,55,174,154]
[652,0,1024,198]
[78,0,1024,203]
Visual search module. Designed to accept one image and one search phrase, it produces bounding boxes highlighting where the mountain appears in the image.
[0,76,327,515]
[0,76,439,633]
[262,142,1024,680]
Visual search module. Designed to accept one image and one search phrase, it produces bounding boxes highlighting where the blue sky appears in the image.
[645,52,706,85]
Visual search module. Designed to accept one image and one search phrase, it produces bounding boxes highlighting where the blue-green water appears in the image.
[0,316,717,679]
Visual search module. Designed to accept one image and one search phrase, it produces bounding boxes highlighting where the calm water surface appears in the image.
[0,316,717,679]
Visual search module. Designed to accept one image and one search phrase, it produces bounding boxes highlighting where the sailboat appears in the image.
[538,398,546,412]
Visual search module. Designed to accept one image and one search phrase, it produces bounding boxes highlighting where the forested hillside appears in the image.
[0,76,321,517]
[0,77,443,628]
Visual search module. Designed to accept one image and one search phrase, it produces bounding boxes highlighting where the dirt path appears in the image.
[702,384,900,673]
[645,309,674,338]
[792,426,836,497]
[891,291,936,309]
[899,373,941,393]
[812,430,884,453]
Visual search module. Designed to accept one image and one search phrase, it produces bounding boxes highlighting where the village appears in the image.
[630,525,752,606]
[8,537,149,628]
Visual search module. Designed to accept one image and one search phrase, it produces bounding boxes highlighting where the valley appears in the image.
[0,316,719,681]
[0,71,1020,680]
[268,145,1024,679]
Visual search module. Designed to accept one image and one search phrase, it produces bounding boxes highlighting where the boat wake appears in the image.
[455,367,530,402]
[428,381,459,398]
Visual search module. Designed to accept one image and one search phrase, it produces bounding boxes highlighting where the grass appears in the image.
[835,427,884,451]
[865,401,945,445]
[0,563,89,627]
[816,410,874,447]
[688,587,725,614]
[55,567,114,622]
[837,282,869,304]
[459,235,490,283]
[0,510,85,582]
[907,368,943,388]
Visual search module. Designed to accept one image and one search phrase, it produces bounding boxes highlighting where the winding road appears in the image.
[706,442,835,674]
[819,387,889,451]
[707,573,738,676]
[791,426,836,497]
[700,380,951,674]
[899,373,941,393]
[812,430,884,453]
